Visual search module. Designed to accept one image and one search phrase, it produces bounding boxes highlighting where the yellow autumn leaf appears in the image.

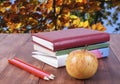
[62,14,70,22]
[5,5,11,10]
[70,15,78,19]
[72,18,80,26]
[91,24,97,30]
[56,7,60,14]
[66,12,71,17]
[76,0,83,2]
[7,22,22,30]
[16,23,22,29]
[28,17,38,26]
[0,7,6,13]
[46,23,54,29]
[100,28,106,31]
[8,28,13,32]
[96,22,106,31]
[79,21,84,27]
[48,7,53,11]
[76,0,87,4]
[64,0,71,4]
[64,22,70,27]
[97,26,106,31]
[7,22,15,29]
[57,19,61,26]
[83,20,89,28]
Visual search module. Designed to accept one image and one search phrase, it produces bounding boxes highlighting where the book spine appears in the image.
[90,48,109,59]
[53,33,110,51]
[56,42,109,55]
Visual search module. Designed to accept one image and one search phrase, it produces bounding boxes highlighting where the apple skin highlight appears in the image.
[66,50,98,79]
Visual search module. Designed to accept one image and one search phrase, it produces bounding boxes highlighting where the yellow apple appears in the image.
[66,50,98,79]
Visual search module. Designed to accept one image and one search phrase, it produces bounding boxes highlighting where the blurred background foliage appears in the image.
[0,0,120,33]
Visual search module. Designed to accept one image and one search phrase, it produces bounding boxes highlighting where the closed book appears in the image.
[32,47,109,68]
[33,42,109,56]
[32,28,110,51]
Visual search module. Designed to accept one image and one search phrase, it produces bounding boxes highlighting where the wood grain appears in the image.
[110,34,120,62]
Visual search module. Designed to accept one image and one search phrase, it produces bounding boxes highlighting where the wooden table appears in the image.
[0,34,120,84]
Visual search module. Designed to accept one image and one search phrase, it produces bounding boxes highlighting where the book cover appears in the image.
[32,28,110,51]
[33,42,109,56]
[32,47,109,68]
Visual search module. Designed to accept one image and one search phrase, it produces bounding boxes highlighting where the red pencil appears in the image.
[14,57,55,79]
[8,58,55,80]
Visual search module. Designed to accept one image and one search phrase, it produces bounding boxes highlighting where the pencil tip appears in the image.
[50,74,55,78]
[48,76,54,80]
[44,77,49,80]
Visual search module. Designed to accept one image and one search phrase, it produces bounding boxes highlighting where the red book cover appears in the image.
[32,28,110,51]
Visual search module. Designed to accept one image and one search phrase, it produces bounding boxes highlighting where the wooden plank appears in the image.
[110,34,120,62]
[0,34,31,55]
[0,34,31,74]
[0,34,8,41]
[105,48,120,83]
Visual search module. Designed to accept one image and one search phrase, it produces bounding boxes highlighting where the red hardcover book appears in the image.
[32,28,110,51]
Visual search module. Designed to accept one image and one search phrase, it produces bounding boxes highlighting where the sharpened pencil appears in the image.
[8,57,55,80]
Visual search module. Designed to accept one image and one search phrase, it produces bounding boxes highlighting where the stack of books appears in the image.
[32,28,110,68]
